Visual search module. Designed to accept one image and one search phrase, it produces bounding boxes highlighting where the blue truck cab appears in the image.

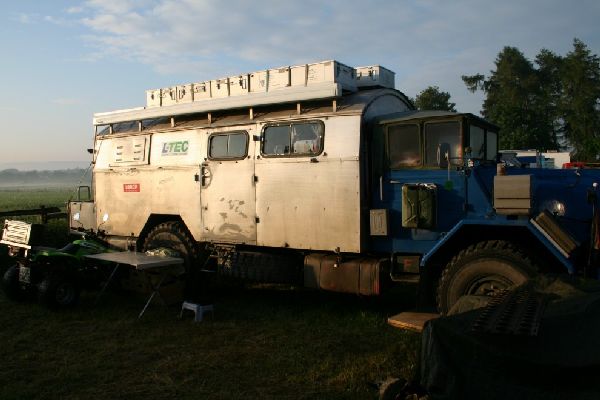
[369,111,600,312]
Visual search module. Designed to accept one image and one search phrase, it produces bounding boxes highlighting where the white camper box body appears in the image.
[80,61,410,258]
[91,86,411,253]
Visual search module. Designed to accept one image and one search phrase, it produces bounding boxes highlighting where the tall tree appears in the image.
[463,39,600,159]
[559,39,600,160]
[535,49,564,149]
[414,86,456,111]
[463,46,556,150]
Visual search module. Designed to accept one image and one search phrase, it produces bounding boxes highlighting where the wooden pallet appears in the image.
[387,311,440,332]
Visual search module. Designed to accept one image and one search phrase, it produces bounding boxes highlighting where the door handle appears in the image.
[201,165,211,187]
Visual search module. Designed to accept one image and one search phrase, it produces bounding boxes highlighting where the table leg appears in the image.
[138,273,168,319]
[95,263,120,305]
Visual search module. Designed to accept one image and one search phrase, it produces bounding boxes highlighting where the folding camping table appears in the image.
[85,251,184,318]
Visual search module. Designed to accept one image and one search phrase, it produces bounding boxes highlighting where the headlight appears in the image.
[548,200,566,216]
[73,212,80,221]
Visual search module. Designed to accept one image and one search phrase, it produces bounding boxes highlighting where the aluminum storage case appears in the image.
[249,70,268,93]
[267,67,291,90]
[211,78,230,98]
[229,74,250,96]
[161,87,178,106]
[177,84,194,104]
[355,65,395,89]
[307,60,356,91]
[192,81,211,101]
[146,89,162,108]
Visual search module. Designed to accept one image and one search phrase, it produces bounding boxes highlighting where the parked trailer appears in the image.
[68,61,600,313]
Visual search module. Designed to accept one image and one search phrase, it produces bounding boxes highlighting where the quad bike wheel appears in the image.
[37,274,81,308]
[2,264,25,301]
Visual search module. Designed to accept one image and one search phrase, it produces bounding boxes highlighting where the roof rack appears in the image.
[94,61,396,126]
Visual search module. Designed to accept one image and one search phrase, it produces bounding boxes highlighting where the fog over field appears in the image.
[0,168,90,188]
[0,161,90,171]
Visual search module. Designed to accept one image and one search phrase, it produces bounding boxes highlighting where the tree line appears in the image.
[413,39,600,161]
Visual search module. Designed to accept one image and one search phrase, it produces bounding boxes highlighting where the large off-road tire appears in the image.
[436,240,537,314]
[142,222,199,268]
[37,274,81,308]
[2,264,25,301]
[142,222,204,301]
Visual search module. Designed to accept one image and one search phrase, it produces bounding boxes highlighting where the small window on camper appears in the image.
[262,121,324,156]
[387,124,420,168]
[424,121,462,168]
[469,125,485,159]
[208,132,248,159]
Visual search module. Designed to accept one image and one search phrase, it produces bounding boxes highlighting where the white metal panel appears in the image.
[94,167,203,241]
[108,135,150,167]
[177,84,193,103]
[200,125,257,244]
[355,65,395,89]
[229,74,250,96]
[255,158,361,252]
[192,81,211,101]
[211,78,230,98]
[151,130,203,167]
[307,60,356,91]
[254,115,362,252]
[290,64,308,86]
[267,67,291,90]
[249,71,267,93]
[146,89,161,107]
[162,87,178,106]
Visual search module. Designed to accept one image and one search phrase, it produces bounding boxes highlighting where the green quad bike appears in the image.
[1,220,110,308]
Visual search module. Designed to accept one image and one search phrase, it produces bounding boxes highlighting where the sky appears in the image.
[0,0,599,168]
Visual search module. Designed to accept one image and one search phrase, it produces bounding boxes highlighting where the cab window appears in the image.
[469,125,485,159]
[387,124,420,168]
[424,121,462,167]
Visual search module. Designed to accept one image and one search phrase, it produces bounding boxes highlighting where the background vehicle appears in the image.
[68,61,600,312]
[1,220,110,308]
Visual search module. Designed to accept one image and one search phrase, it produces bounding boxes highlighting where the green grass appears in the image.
[0,187,75,212]
[0,188,73,266]
[0,285,420,400]
[0,188,422,399]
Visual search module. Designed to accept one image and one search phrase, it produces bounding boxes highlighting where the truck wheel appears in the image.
[142,221,199,267]
[2,265,25,301]
[436,240,537,314]
[37,274,81,308]
[142,222,202,300]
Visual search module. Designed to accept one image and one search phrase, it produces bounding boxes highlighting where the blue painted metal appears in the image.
[369,112,600,277]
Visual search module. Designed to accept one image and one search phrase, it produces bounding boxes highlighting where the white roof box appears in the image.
[355,65,395,89]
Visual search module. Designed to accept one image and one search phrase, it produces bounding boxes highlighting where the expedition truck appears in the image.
[67,61,600,313]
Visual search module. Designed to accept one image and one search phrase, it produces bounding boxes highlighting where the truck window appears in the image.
[387,124,420,168]
[424,121,461,167]
[262,121,324,156]
[469,125,485,159]
[487,131,498,161]
[209,132,248,159]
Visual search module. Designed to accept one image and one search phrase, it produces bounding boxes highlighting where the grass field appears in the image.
[0,187,75,213]
[0,188,422,399]
[0,188,73,265]
[0,285,420,400]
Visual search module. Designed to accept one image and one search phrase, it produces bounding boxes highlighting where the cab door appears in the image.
[200,126,256,244]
